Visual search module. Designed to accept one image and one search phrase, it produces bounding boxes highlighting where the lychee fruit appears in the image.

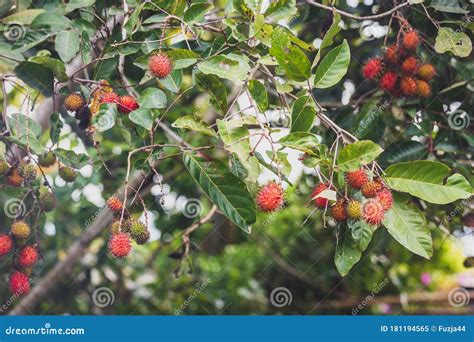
[7,168,23,187]
[118,96,139,114]
[331,199,347,222]
[362,58,383,80]
[403,30,420,50]
[64,93,85,112]
[361,180,384,198]
[417,63,436,81]
[148,53,173,79]
[347,200,362,220]
[11,221,31,240]
[100,92,120,104]
[17,245,38,268]
[375,189,393,212]
[379,71,398,93]
[0,159,9,174]
[59,166,77,182]
[39,192,56,212]
[400,76,417,97]
[416,79,431,98]
[108,232,132,258]
[129,220,150,245]
[311,183,332,208]
[256,182,284,212]
[346,169,368,190]
[401,56,418,75]
[107,196,124,213]
[38,151,56,167]
[362,199,385,226]
[18,161,37,182]
[9,271,30,295]
[0,234,13,256]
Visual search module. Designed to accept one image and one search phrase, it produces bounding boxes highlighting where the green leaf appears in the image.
[129,108,153,130]
[55,30,80,63]
[14,61,54,97]
[248,80,268,113]
[269,27,311,82]
[314,40,350,88]
[278,132,319,154]
[431,0,469,13]
[335,230,362,276]
[65,0,95,13]
[353,100,386,141]
[383,200,432,259]
[337,140,383,172]
[312,12,341,67]
[265,0,297,21]
[138,88,167,109]
[124,4,143,34]
[184,3,212,24]
[384,161,472,204]
[166,49,199,70]
[49,112,63,145]
[54,148,89,169]
[349,219,375,252]
[1,9,45,25]
[7,113,43,154]
[93,103,117,132]
[197,54,250,85]
[172,115,217,137]
[379,141,428,168]
[195,72,227,114]
[29,56,68,82]
[290,95,316,133]
[160,69,182,93]
[31,12,72,31]
[183,152,256,233]
[435,27,472,58]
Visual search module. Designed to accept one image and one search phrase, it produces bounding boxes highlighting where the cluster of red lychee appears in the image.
[106,197,151,258]
[0,221,39,296]
[311,169,393,226]
[362,30,436,99]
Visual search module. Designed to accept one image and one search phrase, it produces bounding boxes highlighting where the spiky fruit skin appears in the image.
[18,162,36,182]
[108,233,132,258]
[256,182,284,212]
[362,199,385,226]
[118,96,139,114]
[416,79,431,98]
[361,180,383,198]
[312,183,331,208]
[38,151,56,167]
[347,200,362,220]
[111,219,132,234]
[148,53,173,79]
[401,57,418,75]
[346,169,368,190]
[384,45,400,64]
[129,220,150,245]
[376,189,393,212]
[9,271,30,295]
[400,77,417,97]
[362,58,383,80]
[417,64,436,81]
[109,221,122,235]
[11,221,31,240]
[331,200,347,222]
[39,192,56,212]
[7,168,23,187]
[0,159,9,174]
[64,93,85,112]
[379,71,398,93]
[107,196,123,213]
[59,166,77,182]
[0,234,13,256]
[403,31,420,50]
[100,92,120,104]
[17,245,38,268]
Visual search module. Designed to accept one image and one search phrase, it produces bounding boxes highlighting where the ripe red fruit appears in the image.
[346,169,368,190]
[376,189,393,212]
[101,92,120,104]
[148,53,173,79]
[17,245,38,267]
[118,96,139,114]
[107,196,123,213]
[362,58,383,80]
[400,76,417,97]
[379,72,398,93]
[311,183,332,208]
[9,271,30,295]
[0,234,13,256]
[361,180,383,198]
[384,44,400,64]
[331,199,347,222]
[401,57,418,75]
[417,64,436,81]
[362,199,385,226]
[403,31,420,50]
[256,182,284,212]
[108,233,132,258]
[416,80,431,98]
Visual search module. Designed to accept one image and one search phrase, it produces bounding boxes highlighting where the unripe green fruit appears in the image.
[39,192,56,212]
[129,220,150,245]
[38,151,56,167]
[18,161,37,182]
[109,219,132,235]
[59,166,77,182]
[0,159,9,175]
